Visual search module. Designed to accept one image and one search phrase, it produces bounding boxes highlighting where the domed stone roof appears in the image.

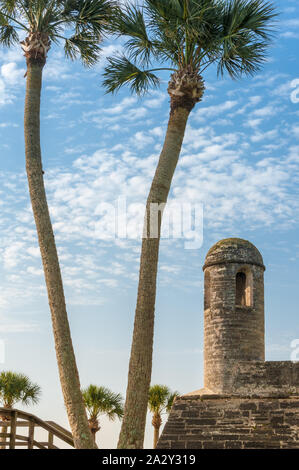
[203,238,265,270]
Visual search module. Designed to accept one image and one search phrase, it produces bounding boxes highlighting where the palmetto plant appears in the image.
[82,385,124,445]
[148,385,179,448]
[0,0,116,449]
[0,371,41,409]
[0,371,41,448]
[104,0,277,449]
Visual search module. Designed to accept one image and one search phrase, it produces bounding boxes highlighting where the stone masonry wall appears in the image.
[157,395,299,449]
[228,361,299,396]
[204,262,265,393]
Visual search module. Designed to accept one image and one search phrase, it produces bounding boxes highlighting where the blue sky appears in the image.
[0,0,299,448]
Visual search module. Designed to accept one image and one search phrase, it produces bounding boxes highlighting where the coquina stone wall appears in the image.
[203,239,265,394]
[228,361,299,396]
[157,395,299,449]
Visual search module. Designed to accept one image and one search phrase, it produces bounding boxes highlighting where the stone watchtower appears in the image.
[203,238,265,394]
[158,238,299,449]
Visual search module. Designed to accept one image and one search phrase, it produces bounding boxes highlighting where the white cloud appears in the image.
[94,43,124,71]
[0,61,26,106]
[144,91,166,109]
[282,18,299,28]
[196,100,238,120]
[149,127,164,138]
[251,105,277,118]
[104,97,137,115]
[281,31,299,39]
[43,51,73,81]
[131,131,154,149]
[0,77,14,106]
[244,118,262,128]
[0,46,24,63]
[0,122,18,128]
[2,241,25,269]
[251,129,278,143]
[27,266,43,276]
[291,125,299,139]
[1,62,25,86]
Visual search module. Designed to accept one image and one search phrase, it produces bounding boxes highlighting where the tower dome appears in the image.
[203,238,265,394]
[203,238,265,271]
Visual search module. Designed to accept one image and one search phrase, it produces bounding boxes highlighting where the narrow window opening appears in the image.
[236,272,247,306]
[236,270,253,307]
[204,271,211,310]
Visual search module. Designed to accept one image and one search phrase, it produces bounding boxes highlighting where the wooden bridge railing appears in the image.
[0,408,74,449]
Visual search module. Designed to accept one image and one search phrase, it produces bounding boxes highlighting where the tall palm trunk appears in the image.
[152,412,162,449]
[24,61,95,449]
[88,417,100,444]
[91,428,97,444]
[118,106,190,449]
[153,425,160,449]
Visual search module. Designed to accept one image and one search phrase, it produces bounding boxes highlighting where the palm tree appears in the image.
[148,385,178,449]
[82,385,124,445]
[0,371,41,448]
[103,0,277,448]
[0,0,116,449]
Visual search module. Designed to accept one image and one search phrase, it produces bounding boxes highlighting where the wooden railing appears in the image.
[0,408,74,449]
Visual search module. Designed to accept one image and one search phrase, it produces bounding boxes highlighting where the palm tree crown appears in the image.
[104,0,277,105]
[82,384,123,422]
[0,371,41,409]
[148,384,178,416]
[0,0,116,66]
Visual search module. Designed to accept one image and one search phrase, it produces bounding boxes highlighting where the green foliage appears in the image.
[103,55,160,94]
[104,0,277,95]
[0,371,41,408]
[0,13,18,46]
[64,34,100,66]
[82,384,124,421]
[148,384,179,415]
[0,0,117,65]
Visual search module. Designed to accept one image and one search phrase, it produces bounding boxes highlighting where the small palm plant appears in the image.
[148,385,179,449]
[104,0,277,448]
[0,371,41,448]
[82,385,124,445]
[0,0,116,449]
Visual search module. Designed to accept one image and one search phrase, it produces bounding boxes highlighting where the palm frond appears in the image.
[0,12,19,46]
[112,4,155,66]
[166,391,179,413]
[21,383,42,406]
[103,55,160,95]
[64,33,101,66]
[0,0,20,16]
[217,37,269,78]
[82,384,124,421]
[0,23,19,45]
[145,0,184,25]
[215,0,277,79]
[222,0,277,40]
[62,0,117,37]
